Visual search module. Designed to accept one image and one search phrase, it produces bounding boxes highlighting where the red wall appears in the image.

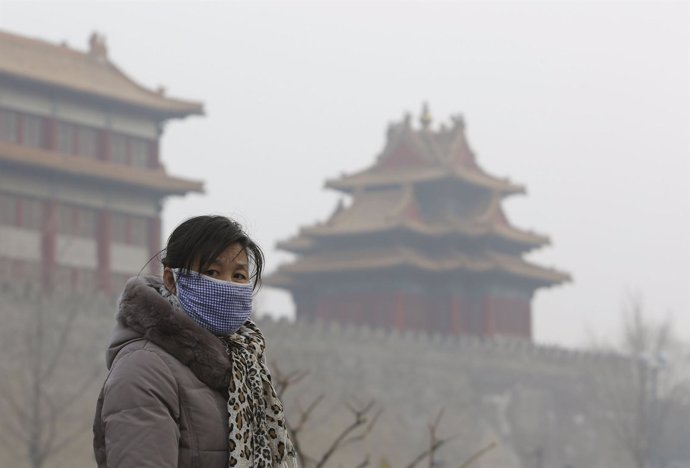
[297,288,532,339]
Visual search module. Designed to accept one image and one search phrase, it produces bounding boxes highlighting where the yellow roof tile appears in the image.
[0,30,203,117]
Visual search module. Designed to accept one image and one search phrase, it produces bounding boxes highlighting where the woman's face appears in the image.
[164,242,250,294]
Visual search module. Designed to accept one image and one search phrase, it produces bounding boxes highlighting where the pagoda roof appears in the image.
[266,246,570,288]
[327,164,524,194]
[0,141,203,196]
[0,30,203,119]
[326,112,523,195]
[277,185,549,253]
[271,106,569,295]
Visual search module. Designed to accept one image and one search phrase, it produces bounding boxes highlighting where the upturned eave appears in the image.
[270,247,570,287]
[0,30,204,119]
[325,165,524,195]
[0,141,204,196]
[299,219,548,250]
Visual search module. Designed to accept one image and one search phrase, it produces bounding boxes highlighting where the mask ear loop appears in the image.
[171,268,180,295]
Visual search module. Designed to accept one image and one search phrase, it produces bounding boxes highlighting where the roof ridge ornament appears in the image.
[419,102,432,130]
[403,112,413,129]
[88,31,108,63]
[451,113,465,131]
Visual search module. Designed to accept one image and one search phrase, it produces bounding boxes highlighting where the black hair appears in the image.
[160,215,264,290]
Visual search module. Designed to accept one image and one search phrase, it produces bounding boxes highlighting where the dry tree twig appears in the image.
[354,454,370,468]
[272,363,382,468]
[404,408,454,468]
[315,400,381,468]
[458,442,497,468]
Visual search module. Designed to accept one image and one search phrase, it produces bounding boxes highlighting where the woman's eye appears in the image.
[233,272,248,281]
[204,270,219,277]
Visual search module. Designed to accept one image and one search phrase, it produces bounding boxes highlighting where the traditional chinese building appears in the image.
[267,106,569,339]
[0,30,203,293]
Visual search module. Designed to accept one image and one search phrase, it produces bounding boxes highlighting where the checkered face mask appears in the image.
[173,269,253,336]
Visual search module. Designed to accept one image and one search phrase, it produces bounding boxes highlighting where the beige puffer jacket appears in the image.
[93,277,233,468]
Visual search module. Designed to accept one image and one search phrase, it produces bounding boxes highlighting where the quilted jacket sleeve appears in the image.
[101,347,181,468]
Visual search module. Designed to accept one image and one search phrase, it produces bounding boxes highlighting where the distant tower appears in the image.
[267,105,569,339]
[0,30,204,293]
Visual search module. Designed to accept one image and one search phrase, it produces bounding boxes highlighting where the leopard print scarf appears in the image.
[220,322,298,467]
[160,286,298,467]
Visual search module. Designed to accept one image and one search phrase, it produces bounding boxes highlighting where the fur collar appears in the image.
[115,276,232,390]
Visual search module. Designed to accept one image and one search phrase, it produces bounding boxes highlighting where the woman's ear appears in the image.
[163,267,177,295]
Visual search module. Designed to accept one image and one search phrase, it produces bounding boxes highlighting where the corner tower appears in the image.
[267,105,569,339]
[267,106,569,338]
[0,30,204,293]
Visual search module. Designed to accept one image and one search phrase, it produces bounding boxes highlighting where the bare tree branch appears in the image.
[40,299,85,382]
[0,382,29,430]
[404,440,448,468]
[53,364,102,418]
[404,408,454,468]
[354,454,370,468]
[458,442,497,468]
[0,288,109,468]
[272,363,310,396]
[595,292,690,468]
[314,400,378,468]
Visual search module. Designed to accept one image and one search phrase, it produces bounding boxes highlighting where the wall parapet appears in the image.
[255,316,626,366]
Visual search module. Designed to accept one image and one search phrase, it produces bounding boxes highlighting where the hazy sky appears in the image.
[1,1,687,348]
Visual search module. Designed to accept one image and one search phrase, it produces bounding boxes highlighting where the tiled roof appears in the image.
[266,246,570,287]
[0,141,203,195]
[326,114,523,194]
[326,164,524,194]
[0,30,203,118]
[270,108,568,291]
[277,185,548,253]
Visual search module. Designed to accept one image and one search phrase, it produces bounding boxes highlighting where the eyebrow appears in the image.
[208,257,249,267]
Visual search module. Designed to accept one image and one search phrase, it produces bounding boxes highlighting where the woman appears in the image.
[93,215,297,468]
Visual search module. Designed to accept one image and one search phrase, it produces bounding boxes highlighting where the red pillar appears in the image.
[450,296,463,335]
[41,200,57,291]
[150,139,160,169]
[97,209,112,294]
[12,197,25,279]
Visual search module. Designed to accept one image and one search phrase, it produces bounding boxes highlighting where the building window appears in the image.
[58,204,96,238]
[23,115,44,148]
[76,127,99,159]
[78,207,97,238]
[111,134,128,165]
[57,205,71,234]
[111,212,149,246]
[56,122,75,154]
[129,216,148,246]
[110,212,128,243]
[130,138,151,168]
[0,109,18,144]
[109,133,155,168]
